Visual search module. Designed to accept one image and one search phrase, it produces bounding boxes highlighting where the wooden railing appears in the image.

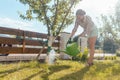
[0,27,60,54]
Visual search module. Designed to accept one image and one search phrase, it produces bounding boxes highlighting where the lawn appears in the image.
[0,58,120,80]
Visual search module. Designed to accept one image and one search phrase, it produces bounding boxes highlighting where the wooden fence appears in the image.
[0,27,60,54]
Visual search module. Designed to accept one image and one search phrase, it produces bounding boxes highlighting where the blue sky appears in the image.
[0,0,118,35]
[0,0,21,19]
[0,0,47,33]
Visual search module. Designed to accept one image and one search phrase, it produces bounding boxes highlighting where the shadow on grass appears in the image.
[113,60,120,63]
[22,70,43,80]
[111,60,120,76]
[41,65,71,80]
[58,66,90,80]
[58,61,120,80]
[0,66,29,78]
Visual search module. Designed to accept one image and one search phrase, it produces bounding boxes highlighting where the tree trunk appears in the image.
[45,36,56,63]
[36,36,55,61]
[47,36,56,53]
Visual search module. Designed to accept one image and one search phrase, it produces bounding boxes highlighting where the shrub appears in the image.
[113,56,117,60]
[116,51,120,57]
[104,56,108,60]
[76,48,89,62]
[95,56,103,60]
[104,56,117,60]
[111,56,114,60]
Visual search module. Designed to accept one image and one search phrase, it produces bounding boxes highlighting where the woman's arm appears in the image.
[70,20,79,38]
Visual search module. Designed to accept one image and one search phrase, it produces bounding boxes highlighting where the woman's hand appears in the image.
[67,37,74,44]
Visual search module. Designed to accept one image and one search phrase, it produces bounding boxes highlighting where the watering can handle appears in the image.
[66,38,73,47]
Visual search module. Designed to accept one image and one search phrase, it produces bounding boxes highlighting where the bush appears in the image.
[104,56,108,60]
[76,48,89,62]
[104,56,117,60]
[116,51,120,57]
[113,56,117,60]
[95,56,103,60]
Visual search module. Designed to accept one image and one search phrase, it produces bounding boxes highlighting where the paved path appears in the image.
[94,53,116,57]
[0,53,116,61]
[0,54,47,61]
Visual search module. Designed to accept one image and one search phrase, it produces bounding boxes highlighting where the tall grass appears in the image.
[0,59,120,80]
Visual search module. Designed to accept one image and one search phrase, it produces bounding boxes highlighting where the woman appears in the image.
[70,9,98,66]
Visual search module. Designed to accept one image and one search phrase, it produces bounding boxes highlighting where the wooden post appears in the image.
[22,31,25,53]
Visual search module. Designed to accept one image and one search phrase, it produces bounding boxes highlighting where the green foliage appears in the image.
[64,42,80,57]
[104,56,117,60]
[114,56,117,60]
[19,0,81,59]
[76,48,89,62]
[29,60,40,68]
[115,0,120,25]
[116,51,120,57]
[104,56,108,60]
[98,15,119,40]
[95,56,103,60]
[103,38,117,53]
[97,15,120,52]
[19,0,80,36]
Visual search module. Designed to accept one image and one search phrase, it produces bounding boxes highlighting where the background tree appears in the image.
[97,14,119,53]
[103,38,117,53]
[115,0,120,25]
[18,0,80,59]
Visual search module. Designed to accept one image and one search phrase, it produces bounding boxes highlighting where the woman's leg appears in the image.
[87,36,97,64]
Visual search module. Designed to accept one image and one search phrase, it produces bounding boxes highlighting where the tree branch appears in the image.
[56,1,75,37]
[40,0,51,36]
[51,0,59,31]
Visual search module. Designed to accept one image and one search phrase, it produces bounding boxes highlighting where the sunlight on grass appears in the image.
[0,59,120,80]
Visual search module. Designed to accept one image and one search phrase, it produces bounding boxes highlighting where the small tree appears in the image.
[18,0,80,59]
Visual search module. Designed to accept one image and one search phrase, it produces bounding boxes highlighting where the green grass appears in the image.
[0,59,120,80]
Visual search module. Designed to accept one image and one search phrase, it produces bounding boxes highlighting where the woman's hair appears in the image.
[76,9,86,16]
